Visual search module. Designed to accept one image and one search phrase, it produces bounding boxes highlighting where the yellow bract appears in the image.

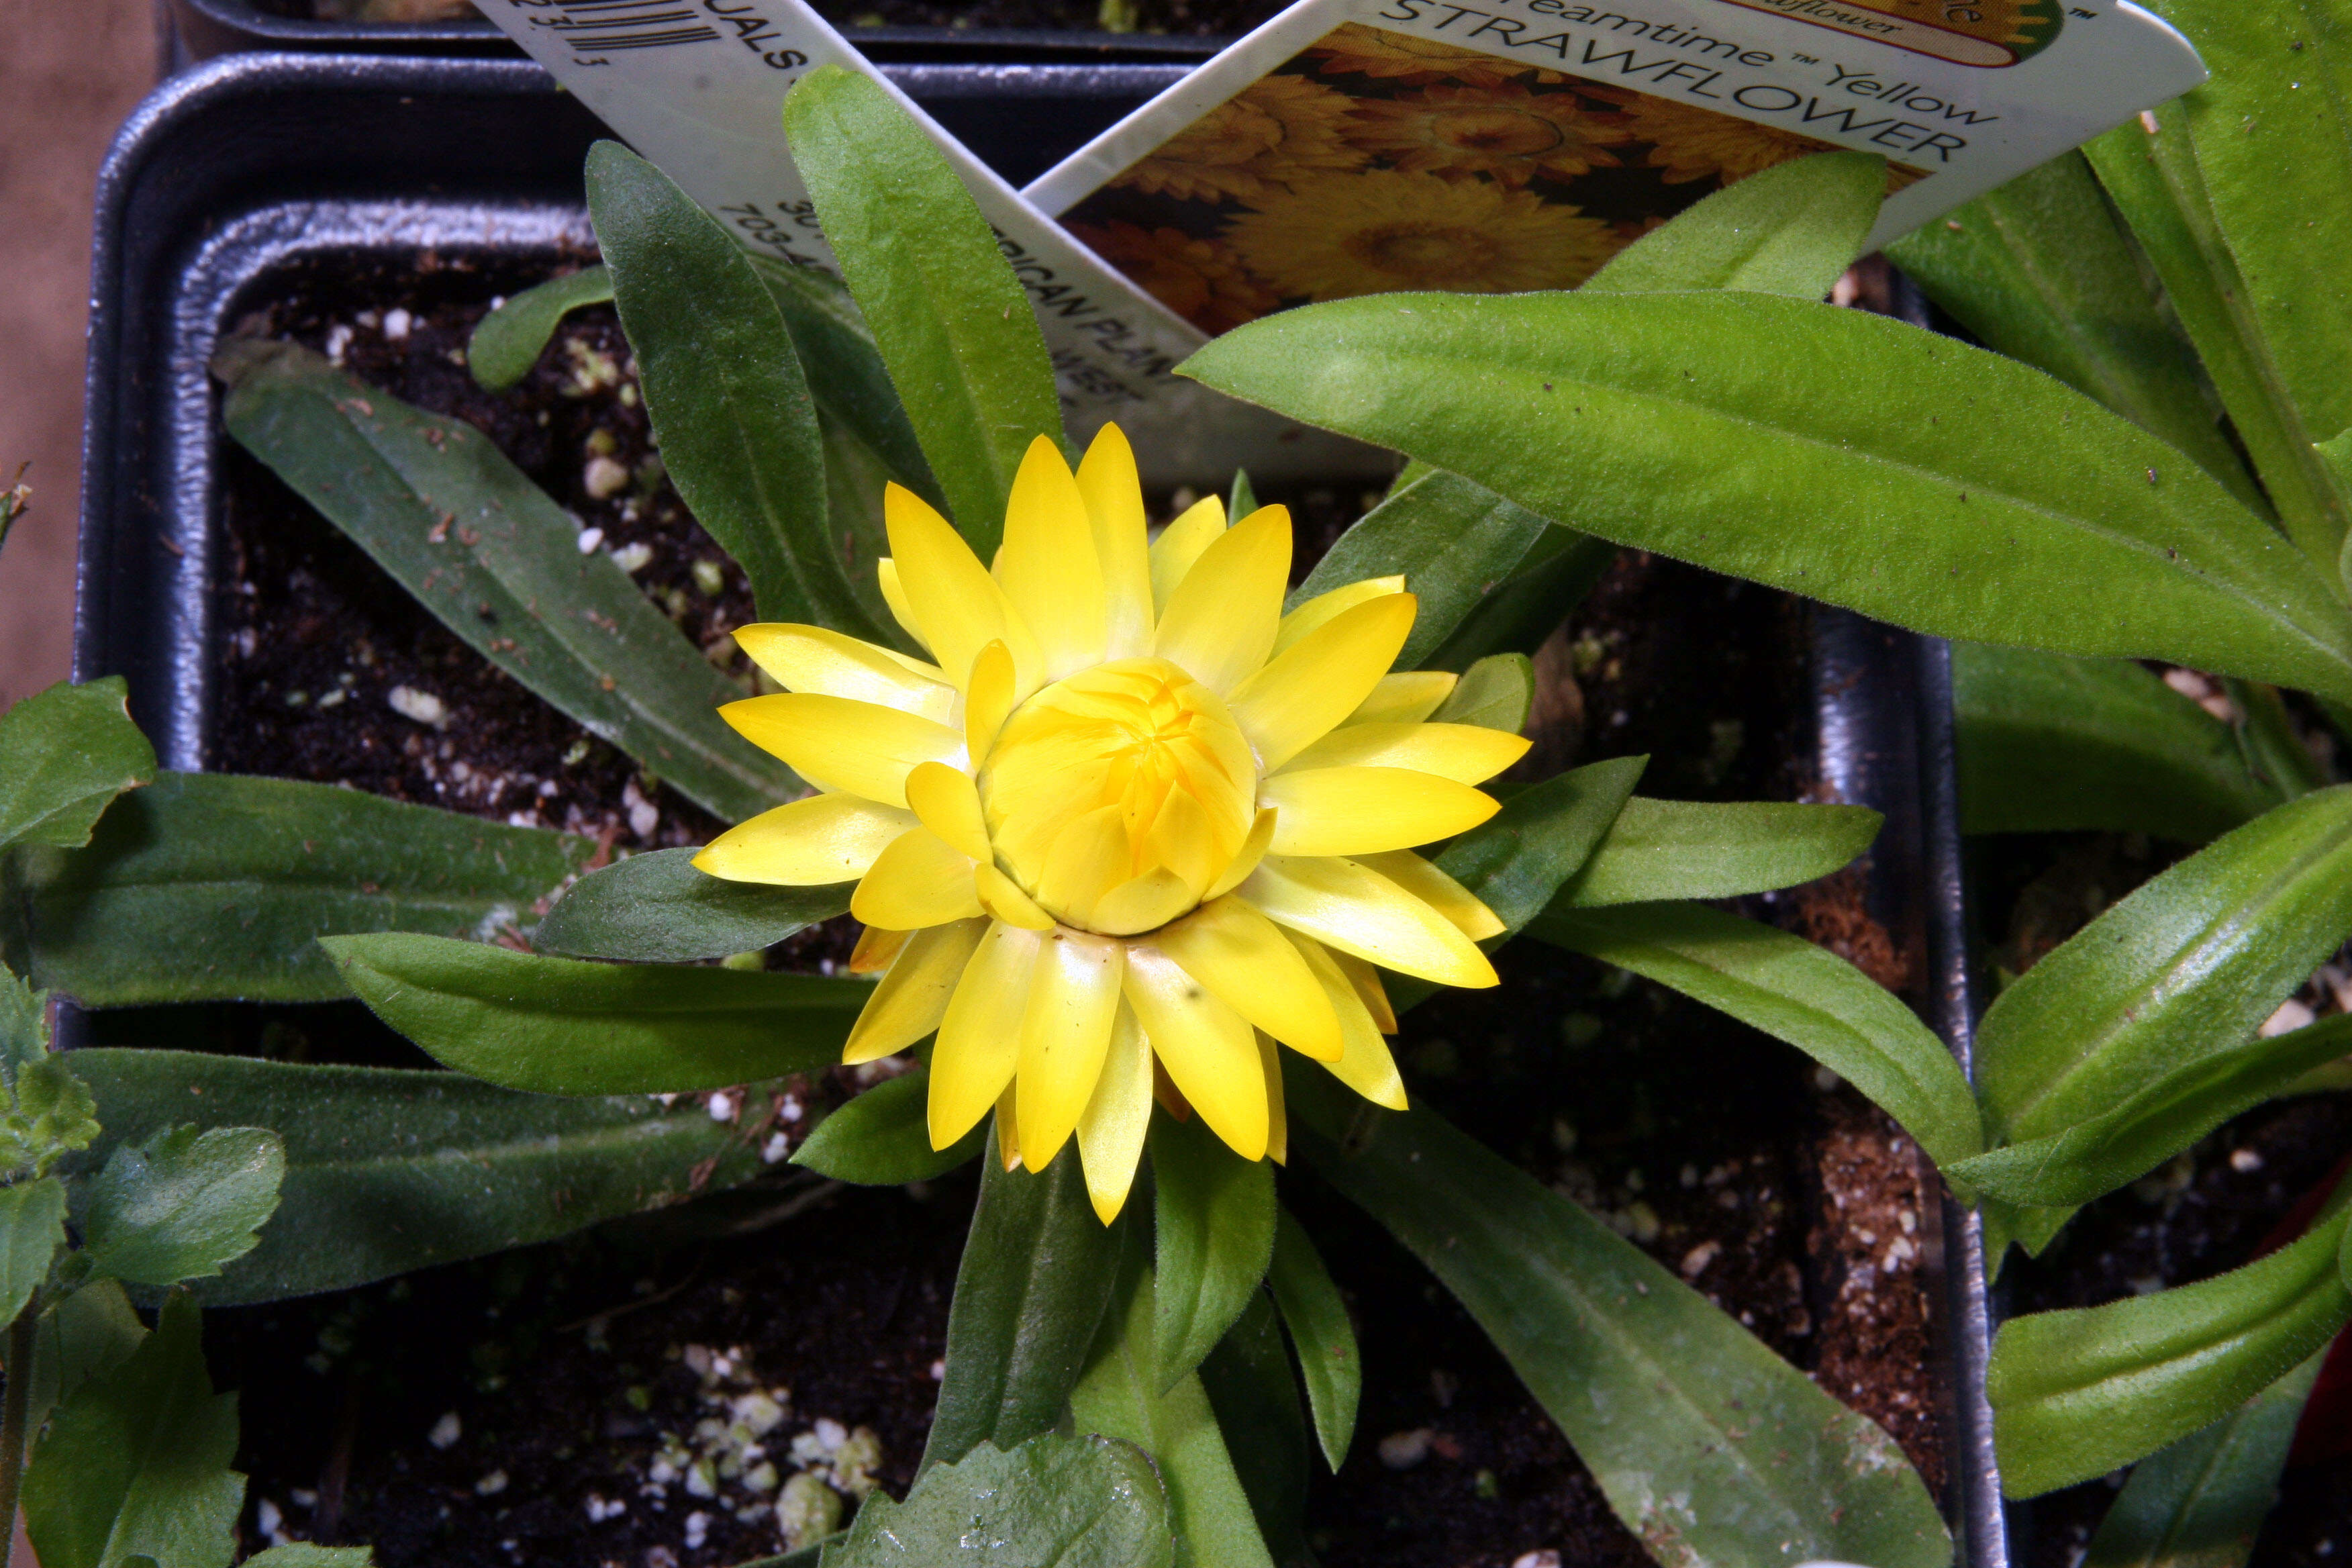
[693,424,1528,1223]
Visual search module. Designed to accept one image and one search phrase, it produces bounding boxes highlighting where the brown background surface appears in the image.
[0,0,158,707]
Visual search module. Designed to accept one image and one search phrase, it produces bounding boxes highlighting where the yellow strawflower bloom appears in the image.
[695,425,1524,1222]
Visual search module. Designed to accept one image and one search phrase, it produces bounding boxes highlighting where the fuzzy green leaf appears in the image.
[322,932,863,1094]
[0,679,154,852]
[1183,292,2352,703]
[1435,755,1646,934]
[1553,797,1881,908]
[534,848,849,963]
[26,1279,146,1436]
[466,265,613,393]
[1420,525,1616,676]
[79,1126,285,1287]
[1265,1208,1357,1473]
[791,1069,985,1185]
[0,1177,66,1322]
[1430,652,1533,734]
[242,1548,377,1567]
[1585,150,1883,300]
[1150,1108,1275,1393]
[1195,1293,1308,1566]
[819,1435,1172,1568]
[0,1044,100,1183]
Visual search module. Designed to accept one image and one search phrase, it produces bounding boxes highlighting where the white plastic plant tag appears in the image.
[470,1,1385,481]
[1022,0,2206,331]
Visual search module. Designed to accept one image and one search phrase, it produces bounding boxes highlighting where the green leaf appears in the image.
[1228,470,1257,520]
[1954,642,2282,842]
[1885,154,2264,511]
[0,969,40,1075]
[1434,756,1646,934]
[465,264,613,393]
[1989,1194,2352,1497]
[242,1547,377,1567]
[1288,471,1583,672]
[22,1293,244,1568]
[818,1435,1172,1568]
[1975,786,2352,1252]
[1182,291,2352,704]
[79,1126,285,1288]
[1195,1293,1308,1567]
[1265,1208,1357,1472]
[213,338,795,822]
[0,1054,101,1183]
[535,848,849,963]
[0,1177,65,1322]
[26,772,595,1005]
[1530,901,1983,1174]
[1287,1065,1951,1568]
[1585,150,1884,300]
[69,1049,767,1306]
[2083,111,2352,580]
[791,1069,985,1185]
[1953,1013,2352,1209]
[322,932,863,1095]
[591,142,889,641]
[0,679,155,852]
[1420,523,1616,677]
[2084,1351,2321,1568]
[1067,1244,1277,1568]
[2224,677,2329,800]
[26,1279,146,1436]
[922,1132,1124,1471]
[782,66,1061,557]
[1429,652,1532,734]
[1150,1107,1275,1393]
[1553,797,1881,908]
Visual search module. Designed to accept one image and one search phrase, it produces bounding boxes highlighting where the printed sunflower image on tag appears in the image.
[1024,0,2204,331]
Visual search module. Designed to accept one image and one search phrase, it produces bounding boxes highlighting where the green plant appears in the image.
[0,72,2009,1568]
[1181,0,2352,1528]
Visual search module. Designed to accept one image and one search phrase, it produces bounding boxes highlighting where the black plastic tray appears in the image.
[79,49,2010,1565]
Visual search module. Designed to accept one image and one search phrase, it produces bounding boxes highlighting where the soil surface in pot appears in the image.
[193,247,1954,1567]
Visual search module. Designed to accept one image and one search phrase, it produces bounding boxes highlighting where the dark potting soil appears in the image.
[263,0,1287,38]
[196,247,1953,1566]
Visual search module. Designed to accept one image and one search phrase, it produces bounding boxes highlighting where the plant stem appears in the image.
[0,1304,38,1568]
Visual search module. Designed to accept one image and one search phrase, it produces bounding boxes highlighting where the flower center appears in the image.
[977,657,1259,936]
[1347,221,1502,284]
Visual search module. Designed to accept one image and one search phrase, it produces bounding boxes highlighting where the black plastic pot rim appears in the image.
[80,46,2009,1568]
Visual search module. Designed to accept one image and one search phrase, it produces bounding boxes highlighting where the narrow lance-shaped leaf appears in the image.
[1429,652,1533,734]
[1885,154,2263,511]
[1585,149,1885,300]
[791,1068,987,1186]
[783,66,1062,557]
[819,1435,1173,1568]
[1553,797,1881,910]
[1150,1107,1275,1393]
[1195,1293,1309,1567]
[922,1131,1124,1471]
[1954,642,2282,842]
[466,264,614,393]
[1421,523,1616,677]
[1265,1207,1358,1472]
[2224,676,2329,800]
[535,847,849,964]
[1989,1189,2352,1498]
[591,142,893,644]
[68,1049,771,1306]
[24,772,595,1006]
[322,932,865,1095]
[1532,901,1983,1174]
[214,338,796,822]
[0,677,154,852]
[1183,291,2352,705]
[1287,1063,1951,1568]
[77,1126,285,1288]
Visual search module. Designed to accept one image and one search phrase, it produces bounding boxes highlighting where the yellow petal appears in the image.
[720,693,963,810]
[843,917,987,1064]
[1077,1001,1153,1223]
[694,793,917,886]
[1355,850,1507,940]
[965,640,1017,761]
[1261,767,1500,858]
[885,483,1041,696]
[905,760,990,862]
[1273,576,1405,658]
[850,828,983,929]
[1203,807,1277,903]
[1281,722,1530,784]
[1259,1030,1289,1165]
[1228,595,1417,771]
[1148,494,1226,614]
[1154,895,1342,1063]
[1239,854,1498,989]
[1016,929,1126,1169]
[1278,929,1409,1110]
[995,1089,1022,1171]
[1346,671,1457,728]
[877,558,928,655]
[1155,505,1290,695]
[848,924,909,975]
[998,436,1108,679]
[1089,869,1197,937]
[1036,803,1128,930]
[976,863,1057,931]
[1123,944,1268,1161]
[1331,948,1399,1033]
[732,624,955,722]
[1077,424,1154,660]
[929,921,1043,1147]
